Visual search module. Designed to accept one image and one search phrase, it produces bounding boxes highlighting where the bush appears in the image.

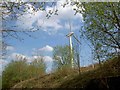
[2,58,46,88]
[53,65,78,79]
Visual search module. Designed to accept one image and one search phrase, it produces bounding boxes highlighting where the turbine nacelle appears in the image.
[66,32,74,37]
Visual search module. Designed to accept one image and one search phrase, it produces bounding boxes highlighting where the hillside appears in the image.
[11,56,120,89]
[60,56,120,88]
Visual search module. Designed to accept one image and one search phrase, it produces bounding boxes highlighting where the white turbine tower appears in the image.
[66,20,81,72]
[66,21,74,68]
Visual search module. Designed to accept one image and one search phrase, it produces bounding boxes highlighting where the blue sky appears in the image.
[1,1,94,73]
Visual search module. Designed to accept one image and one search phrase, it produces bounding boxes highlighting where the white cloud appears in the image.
[15,2,83,35]
[64,22,81,31]
[10,53,32,63]
[33,55,41,59]
[36,10,63,35]
[29,55,53,63]
[56,1,82,19]
[16,5,41,31]
[6,46,15,51]
[43,56,53,73]
[28,56,43,63]
[43,56,53,62]
[10,52,53,63]
[38,0,82,34]
[0,60,8,65]
[38,2,82,34]
[11,53,27,61]
[39,45,53,52]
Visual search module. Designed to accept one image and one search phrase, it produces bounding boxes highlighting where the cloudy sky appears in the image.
[1,1,94,73]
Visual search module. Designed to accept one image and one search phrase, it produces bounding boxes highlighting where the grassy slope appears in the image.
[12,68,78,88]
[12,56,120,88]
[59,56,120,88]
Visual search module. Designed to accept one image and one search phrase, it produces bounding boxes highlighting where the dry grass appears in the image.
[11,56,120,88]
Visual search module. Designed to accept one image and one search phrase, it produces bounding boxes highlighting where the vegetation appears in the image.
[2,58,46,88]
[59,56,120,88]
[78,2,120,62]
[12,65,78,88]
[1,1,120,89]
[10,56,120,89]
[1,1,56,57]
[53,45,71,69]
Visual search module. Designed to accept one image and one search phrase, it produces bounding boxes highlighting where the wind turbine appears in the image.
[66,20,74,68]
[66,20,81,73]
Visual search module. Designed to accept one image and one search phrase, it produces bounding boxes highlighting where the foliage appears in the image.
[28,58,46,78]
[2,58,46,88]
[2,60,27,88]
[1,1,57,58]
[73,2,120,62]
[53,45,71,70]
[12,65,78,88]
[11,56,120,88]
[53,65,78,77]
[1,2,54,20]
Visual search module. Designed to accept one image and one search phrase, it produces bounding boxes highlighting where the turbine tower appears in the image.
[66,20,81,72]
[67,31,74,68]
[66,21,74,68]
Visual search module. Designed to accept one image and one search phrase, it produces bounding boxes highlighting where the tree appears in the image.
[2,60,28,88]
[73,2,120,62]
[53,45,71,69]
[28,57,46,77]
[2,56,46,88]
[1,1,57,57]
[1,2,47,40]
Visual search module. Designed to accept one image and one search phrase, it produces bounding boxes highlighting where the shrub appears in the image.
[2,58,46,88]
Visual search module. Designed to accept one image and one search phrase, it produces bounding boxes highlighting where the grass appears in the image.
[12,66,78,88]
[59,56,120,88]
[11,56,120,88]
